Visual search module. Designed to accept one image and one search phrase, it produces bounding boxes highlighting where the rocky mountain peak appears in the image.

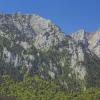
[71,29,100,58]
[71,29,88,46]
[0,13,64,49]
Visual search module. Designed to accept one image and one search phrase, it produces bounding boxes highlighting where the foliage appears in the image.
[0,74,100,100]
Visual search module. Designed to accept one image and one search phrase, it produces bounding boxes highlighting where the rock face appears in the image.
[0,13,100,91]
[71,29,88,46]
[71,29,100,58]
[88,30,100,57]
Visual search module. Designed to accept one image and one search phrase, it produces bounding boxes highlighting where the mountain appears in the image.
[0,13,100,93]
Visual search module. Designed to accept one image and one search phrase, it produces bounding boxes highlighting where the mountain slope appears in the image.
[0,13,100,91]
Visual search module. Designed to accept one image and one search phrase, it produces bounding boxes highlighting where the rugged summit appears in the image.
[0,13,100,91]
[71,29,100,57]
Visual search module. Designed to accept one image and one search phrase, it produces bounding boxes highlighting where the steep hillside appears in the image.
[0,13,100,93]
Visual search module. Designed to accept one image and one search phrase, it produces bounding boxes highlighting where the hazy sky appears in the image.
[0,0,100,34]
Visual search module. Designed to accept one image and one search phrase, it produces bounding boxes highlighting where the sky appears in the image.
[0,0,100,34]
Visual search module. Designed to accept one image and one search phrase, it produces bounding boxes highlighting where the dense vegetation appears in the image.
[0,74,100,100]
